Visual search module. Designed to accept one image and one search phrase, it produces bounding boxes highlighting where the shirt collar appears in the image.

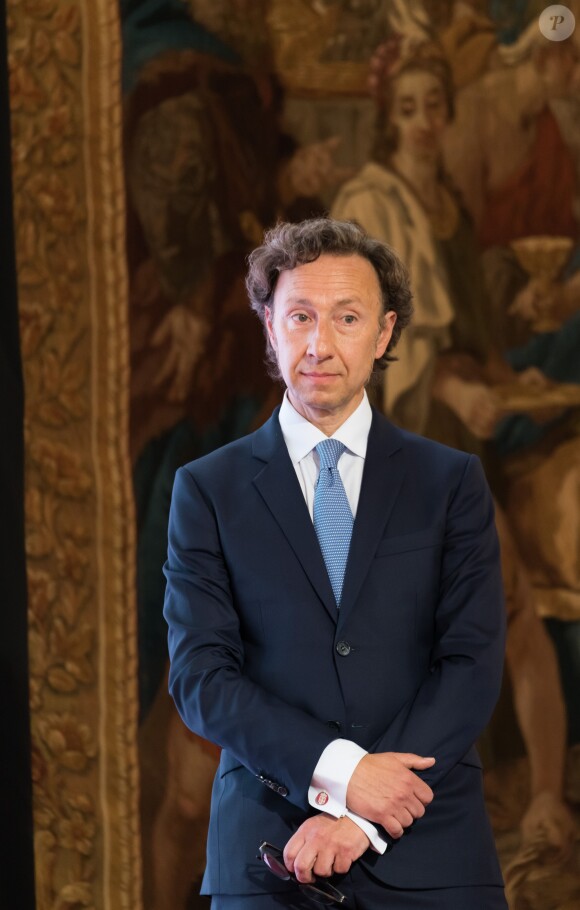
[278,391,372,465]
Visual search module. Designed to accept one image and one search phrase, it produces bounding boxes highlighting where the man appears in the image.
[163,218,507,908]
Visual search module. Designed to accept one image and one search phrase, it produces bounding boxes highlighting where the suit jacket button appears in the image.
[327,720,341,731]
[277,785,289,797]
[336,641,351,657]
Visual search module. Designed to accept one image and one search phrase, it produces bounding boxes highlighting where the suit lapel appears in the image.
[338,410,407,629]
[251,410,337,620]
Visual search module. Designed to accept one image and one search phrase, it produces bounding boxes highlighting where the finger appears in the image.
[332,854,352,875]
[312,851,335,878]
[396,807,414,829]
[283,834,305,871]
[151,322,169,347]
[413,779,434,806]
[406,795,426,819]
[154,353,177,387]
[293,848,318,884]
[384,816,404,839]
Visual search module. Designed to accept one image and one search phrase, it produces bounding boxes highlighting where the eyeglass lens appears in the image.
[259,844,345,905]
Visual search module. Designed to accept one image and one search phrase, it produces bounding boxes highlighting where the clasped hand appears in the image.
[284,752,435,883]
[347,751,435,839]
[284,813,369,884]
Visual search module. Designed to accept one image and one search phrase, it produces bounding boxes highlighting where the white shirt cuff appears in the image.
[308,739,388,854]
[344,810,388,854]
[309,738,366,814]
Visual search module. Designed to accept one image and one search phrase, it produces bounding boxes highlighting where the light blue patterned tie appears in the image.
[314,439,354,607]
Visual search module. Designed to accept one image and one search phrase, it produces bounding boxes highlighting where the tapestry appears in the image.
[9,0,141,907]
[10,0,580,908]
[123,3,580,908]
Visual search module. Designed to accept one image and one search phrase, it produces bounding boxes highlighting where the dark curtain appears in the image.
[0,0,36,905]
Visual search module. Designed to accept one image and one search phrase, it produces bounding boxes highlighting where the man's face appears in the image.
[265,254,395,430]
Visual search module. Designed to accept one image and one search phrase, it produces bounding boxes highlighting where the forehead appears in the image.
[393,69,445,100]
[273,254,382,306]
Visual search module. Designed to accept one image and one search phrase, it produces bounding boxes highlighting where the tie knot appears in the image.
[316,438,346,470]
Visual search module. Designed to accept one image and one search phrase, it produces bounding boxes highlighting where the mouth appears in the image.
[415,136,437,148]
[300,372,339,381]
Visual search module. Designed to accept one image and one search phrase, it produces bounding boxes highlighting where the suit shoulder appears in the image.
[398,426,473,466]
[392,423,485,489]
[179,433,255,482]
[176,408,281,485]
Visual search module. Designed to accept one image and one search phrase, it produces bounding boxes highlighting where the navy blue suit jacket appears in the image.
[164,407,506,895]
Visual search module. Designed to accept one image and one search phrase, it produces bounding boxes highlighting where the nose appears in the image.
[307,319,333,360]
[414,107,431,131]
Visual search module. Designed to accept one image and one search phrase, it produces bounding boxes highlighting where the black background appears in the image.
[0,0,36,904]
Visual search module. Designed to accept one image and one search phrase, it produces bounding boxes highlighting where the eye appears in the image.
[291,312,310,323]
[342,314,357,324]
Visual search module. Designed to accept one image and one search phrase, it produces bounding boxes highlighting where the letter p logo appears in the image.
[539,5,576,41]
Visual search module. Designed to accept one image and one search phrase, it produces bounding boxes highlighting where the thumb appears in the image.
[397,753,436,769]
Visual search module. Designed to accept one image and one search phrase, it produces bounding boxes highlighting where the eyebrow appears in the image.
[284,296,364,307]
[398,88,444,103]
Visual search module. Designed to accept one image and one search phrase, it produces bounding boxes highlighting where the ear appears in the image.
[265,306,277,352]
[375,311,397,359]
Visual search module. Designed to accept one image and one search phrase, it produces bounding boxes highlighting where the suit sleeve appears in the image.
[163,465,336,812]
[370,454,506,788]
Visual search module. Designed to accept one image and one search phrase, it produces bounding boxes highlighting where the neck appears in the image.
[391,151,440,202]
[287,390,365,436]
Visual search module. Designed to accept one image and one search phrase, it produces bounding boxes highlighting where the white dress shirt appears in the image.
[278,391,387,853]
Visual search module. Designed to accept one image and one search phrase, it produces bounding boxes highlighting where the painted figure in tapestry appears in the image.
[122,2,351,907]
[331,36,578,891]
[442,18,580,759]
